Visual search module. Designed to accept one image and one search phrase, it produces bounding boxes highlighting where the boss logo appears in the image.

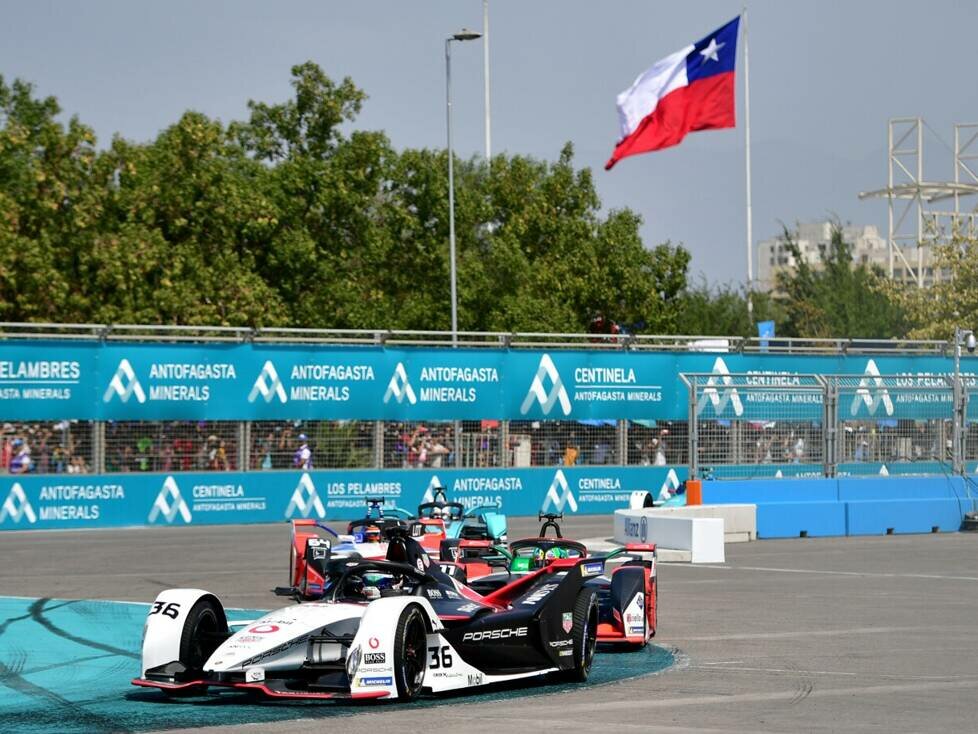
[364,653,386,665]
[521,583,559,606]
[462,626,528,642]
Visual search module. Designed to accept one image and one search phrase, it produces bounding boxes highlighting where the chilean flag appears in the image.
[605,17,740,170]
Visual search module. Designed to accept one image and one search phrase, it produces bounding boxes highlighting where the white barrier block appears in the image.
[614,509,725,563]
[640,504,756,542]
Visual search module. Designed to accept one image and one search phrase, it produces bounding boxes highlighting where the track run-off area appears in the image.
[2,517,978,733]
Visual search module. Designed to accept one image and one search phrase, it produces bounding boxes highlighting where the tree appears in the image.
[677,279,785,337]
[0,64,689,334]
[881,238,978,340]
[773,224,906,339]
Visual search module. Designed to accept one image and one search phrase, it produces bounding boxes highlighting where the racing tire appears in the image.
[393,604,428,700]
[567,588,599,682]
[166,597,227,696]
[647,576,657,640]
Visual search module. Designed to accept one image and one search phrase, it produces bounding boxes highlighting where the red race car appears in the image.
[438,513,658,648]
[285,499,451,600]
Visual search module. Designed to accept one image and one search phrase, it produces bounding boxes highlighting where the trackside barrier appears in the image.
[613,511,725,563]
[0,465,687,532]
[702,476,977,538]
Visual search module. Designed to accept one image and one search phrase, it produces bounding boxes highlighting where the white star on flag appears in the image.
[699,38,725,63]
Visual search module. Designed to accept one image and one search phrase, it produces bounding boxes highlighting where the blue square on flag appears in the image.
[687,17,739,82]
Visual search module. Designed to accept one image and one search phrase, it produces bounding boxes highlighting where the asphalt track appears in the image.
[2,517,978,733]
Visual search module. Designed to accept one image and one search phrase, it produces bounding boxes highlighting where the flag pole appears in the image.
[742,6,754,323]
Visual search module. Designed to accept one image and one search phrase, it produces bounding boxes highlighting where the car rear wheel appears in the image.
[567,588,598,682]
[393,605,428,700]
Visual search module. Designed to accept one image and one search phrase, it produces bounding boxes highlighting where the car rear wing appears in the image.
[596,543,657,568]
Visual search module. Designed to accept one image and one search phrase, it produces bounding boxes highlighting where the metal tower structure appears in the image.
[859,118,978,287]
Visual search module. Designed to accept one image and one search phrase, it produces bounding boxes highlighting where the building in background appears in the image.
[755,221,948,292]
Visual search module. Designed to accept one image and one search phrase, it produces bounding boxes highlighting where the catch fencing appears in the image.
[0,324,974,481]
[683,372,968,479]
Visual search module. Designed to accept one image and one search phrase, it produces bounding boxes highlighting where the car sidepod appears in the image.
[427,559,597,692]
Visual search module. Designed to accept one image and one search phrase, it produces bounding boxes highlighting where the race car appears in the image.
[288,501,447,598]
[424,488,507,543]
[132,528,600,701]
[441,514,658,648]
[384,488,507,544]
[288,494,505,599]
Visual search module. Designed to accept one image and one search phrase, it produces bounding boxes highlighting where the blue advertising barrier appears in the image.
[703,475,976,538]
[0,465,686,532]
[707,461,950,480]
[2,340,975,420]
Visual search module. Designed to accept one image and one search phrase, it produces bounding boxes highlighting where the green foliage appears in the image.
[13,65,918,340]
[0,66,694,334]
[773,224,906,339]
[882,238,978,340]
[677,279,785,337]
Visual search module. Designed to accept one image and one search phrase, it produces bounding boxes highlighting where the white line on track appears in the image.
[691,663,978,681]
[674,625,974,642]
[687,564,978,582]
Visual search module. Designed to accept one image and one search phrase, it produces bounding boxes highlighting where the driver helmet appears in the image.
[363,525,382,543]
[360,571,398,601]
[532,547,547,569]
[545,546,569,561]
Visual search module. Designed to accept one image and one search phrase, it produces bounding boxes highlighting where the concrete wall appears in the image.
[702,476,976,538]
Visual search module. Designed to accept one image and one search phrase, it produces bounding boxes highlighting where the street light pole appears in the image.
[483,0,491,165]
[445,29,481,348]
[446,28,480,470]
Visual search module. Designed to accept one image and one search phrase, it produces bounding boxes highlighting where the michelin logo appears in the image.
[148,476,192,524]
[249,360,287,403]
[541,469,577,513]
[383,363,416,405]
[103,359,146,404]
[696,357,743,417]
[0,483,36,524]
[850,359,894,417]
[521,354,571,416]
[285,473,326,519]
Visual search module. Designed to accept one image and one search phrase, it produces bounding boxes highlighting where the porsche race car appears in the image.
[133,528,600,701]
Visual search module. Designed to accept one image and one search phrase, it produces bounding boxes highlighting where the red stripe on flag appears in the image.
[605,71,735,170]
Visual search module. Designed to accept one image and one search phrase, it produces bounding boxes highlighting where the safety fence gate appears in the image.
[682,372,959,480]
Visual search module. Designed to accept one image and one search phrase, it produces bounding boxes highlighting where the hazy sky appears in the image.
[2,1,976,286]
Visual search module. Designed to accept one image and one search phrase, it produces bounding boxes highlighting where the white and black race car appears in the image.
[132,528,600,701]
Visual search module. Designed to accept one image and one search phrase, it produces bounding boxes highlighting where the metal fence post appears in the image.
[500,420,510,468]
[238,421,249,471]
[953,372,966,475]
[454,420,462,468]
[617,419,628,465]
[373,420,385,469]
[821,377,837,478]
[93,421,104,474]
[689,376,699,479]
